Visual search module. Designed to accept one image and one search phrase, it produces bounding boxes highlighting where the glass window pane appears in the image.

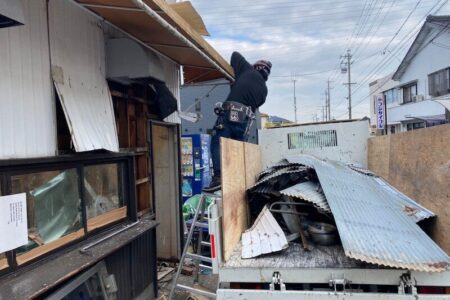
[11,169,83,264]
[84,164,125,231]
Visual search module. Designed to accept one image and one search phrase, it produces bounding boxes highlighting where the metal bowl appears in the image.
[307,222,338,246]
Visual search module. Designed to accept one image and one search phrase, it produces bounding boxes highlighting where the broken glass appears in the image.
[84,163,124,220]
[11,169,82,253]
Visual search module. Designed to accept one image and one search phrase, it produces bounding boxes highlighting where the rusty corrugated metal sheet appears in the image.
[286,155,450,272]
[280,181,331,213]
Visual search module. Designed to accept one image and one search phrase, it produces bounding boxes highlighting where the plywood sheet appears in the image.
[221,138,262,261]
[170,1,209,36]
[244,143,262,189]
[368,124,450,254]
[367,135,390,180]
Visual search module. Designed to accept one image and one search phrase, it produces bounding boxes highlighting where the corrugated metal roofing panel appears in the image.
[242,206,288,259]
[0,0,57,159]
[286,155,450,272]
[49,0,119,152]
[249,166,307,190]
[162,58,181,124]
[280,182,331,213]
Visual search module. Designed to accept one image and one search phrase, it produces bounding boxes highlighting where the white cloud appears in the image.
[190,0,450,122]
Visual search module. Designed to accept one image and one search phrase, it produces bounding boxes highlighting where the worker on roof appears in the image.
[203,51,271,192]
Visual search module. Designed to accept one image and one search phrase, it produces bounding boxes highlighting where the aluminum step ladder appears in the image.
[169,193,217,299]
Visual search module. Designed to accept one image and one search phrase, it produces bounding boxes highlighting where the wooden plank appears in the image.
[136,103,148,147]
[117,100,129,148]
[169,1,209,36]
[16,229,85,265]
[244,143,262,189]
[221,138,247,261]
[137,183,150,211]
[136,177,149,185]
[87,207,127,232]
[0,258,8,270]
[368,124,450,253]
[153,125,179,259]
[128,103,137,148]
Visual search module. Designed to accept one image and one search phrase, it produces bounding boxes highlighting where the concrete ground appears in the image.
[157,264,218,300]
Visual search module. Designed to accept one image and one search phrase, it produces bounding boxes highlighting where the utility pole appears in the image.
[324,89,328,121]
[327,80,333,120]
[293,79,298,123]
[341,49,356,120]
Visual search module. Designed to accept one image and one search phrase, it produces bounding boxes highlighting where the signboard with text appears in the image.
[376,94,385,130]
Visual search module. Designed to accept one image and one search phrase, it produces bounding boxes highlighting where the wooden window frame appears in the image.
[0,153,136,275]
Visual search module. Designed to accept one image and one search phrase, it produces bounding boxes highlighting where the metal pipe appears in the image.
[131,0,234,82]
[80,221,140,254]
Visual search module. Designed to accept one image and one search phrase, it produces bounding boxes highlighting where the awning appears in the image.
[76,0,234,84]
[433,98,450,111]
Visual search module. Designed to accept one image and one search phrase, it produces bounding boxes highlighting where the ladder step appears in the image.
[194,221,209,229]
[186,252,212,263]
[176,284,216,298]
[201,241,211,247]
[199,264,212,270]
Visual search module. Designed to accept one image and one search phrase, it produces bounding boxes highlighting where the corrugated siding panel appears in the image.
[130,231,155,296]
[163,58,181,124]
[0,0,56,159]
[48,0,119,152]
[105,229,156,300]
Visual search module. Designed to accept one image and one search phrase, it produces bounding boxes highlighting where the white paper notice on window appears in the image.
[0,193,28,253]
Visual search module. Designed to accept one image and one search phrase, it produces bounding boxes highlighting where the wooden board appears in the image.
[221,138,262,261]
[170,1,209,36]
[368,124,450,254]
[16,229,85,265]
[0,258,8,270]
[244,143,262,189]
[87,207,127,232]
[152,124,180,260]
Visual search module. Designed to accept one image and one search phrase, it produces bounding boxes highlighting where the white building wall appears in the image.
[0,0,57,159]
[398,29,450,100]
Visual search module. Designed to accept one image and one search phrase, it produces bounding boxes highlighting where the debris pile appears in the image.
[243,155,450,272]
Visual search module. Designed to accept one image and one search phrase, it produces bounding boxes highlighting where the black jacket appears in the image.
[225,52,268,111]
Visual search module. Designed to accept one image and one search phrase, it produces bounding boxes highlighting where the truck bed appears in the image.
[224,242,364,269]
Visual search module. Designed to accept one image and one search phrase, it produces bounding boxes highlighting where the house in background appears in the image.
[180,79,261,144]
[0,0,232,299]
[370,15,450,134]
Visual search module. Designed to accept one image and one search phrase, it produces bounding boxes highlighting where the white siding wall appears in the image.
[0,0,56,159]
[163,59,181,124]
[399,28,450,100]
[48,0,119,152]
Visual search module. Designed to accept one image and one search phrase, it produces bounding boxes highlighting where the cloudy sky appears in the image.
[190,0,450,122]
